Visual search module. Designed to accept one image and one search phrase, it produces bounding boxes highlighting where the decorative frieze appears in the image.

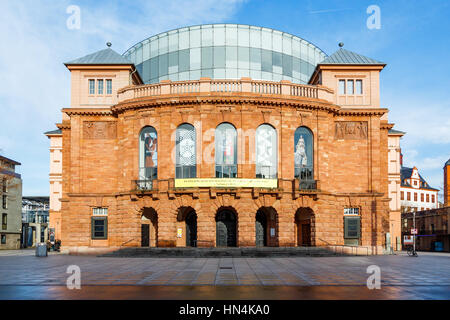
[83,121,117,139]
[335,121,368,140]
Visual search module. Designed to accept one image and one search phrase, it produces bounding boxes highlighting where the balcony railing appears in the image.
[135,180,154,191]
[117,78,334,103]
[299,179,317,191]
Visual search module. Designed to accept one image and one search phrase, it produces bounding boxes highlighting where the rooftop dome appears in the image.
[123,24,327,85]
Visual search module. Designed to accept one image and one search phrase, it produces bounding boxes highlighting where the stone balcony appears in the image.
[117,77,335,104]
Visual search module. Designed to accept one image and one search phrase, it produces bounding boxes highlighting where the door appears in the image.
[301,223,311,246]
[255,211,266,246]
[141,224,150,247]
[216,210,236,247]
[186,212,197,247]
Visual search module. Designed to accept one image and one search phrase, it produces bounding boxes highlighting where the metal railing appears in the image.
[135,180,154,191]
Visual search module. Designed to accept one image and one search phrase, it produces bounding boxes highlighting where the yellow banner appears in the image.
[175,178,278,189]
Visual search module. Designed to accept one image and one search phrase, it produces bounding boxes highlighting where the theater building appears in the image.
[46,24,396,253]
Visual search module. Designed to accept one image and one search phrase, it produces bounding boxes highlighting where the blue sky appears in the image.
[0,0,449,200]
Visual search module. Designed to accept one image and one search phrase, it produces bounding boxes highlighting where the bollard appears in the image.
[35,243,48,257]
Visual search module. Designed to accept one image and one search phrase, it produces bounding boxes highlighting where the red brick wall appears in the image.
[58,97,390,250]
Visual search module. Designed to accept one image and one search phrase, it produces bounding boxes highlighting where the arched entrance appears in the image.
[141,207,158,247]
[256,207,279,247]
[177,207,197,247]
[295,207,314,246]
[216,209,237,247]
[185,211,197,247]
[255,209,267,246]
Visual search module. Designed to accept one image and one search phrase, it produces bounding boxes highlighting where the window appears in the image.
[347,80,354,95]
[2,195,6,209]
[215,123,237,178]
[294,126,313,181]
[407,192,411,201]
[176,124,196,178]
[92,208,108,216]
[97,79,104,94]
[338,80,346,94]
[255,124,277,179]
[1,234,5,244]
[414,180,417,186]
[139,127,158,180]
[426,194,429,202]
[344,208,360,215]
[106,79,112,94]
[401,191,404,200]
[421,194,424,202]
[1,214,6,230]
[432,195,435,203]
[91,217,107,239]
[414,193,417,201]
[344,216,360,239]
[2,179,6,193]
[89,79,95,94]
[355,80,363,94]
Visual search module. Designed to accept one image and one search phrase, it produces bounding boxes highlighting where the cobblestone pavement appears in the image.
[0,251,449,287]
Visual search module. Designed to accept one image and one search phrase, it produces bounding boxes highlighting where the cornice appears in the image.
[62,108,114,116]
[56,122,71,130]
[336,108,388,116]
[111,94,341,115]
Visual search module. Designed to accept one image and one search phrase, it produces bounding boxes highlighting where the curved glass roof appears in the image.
[123,24,327,84]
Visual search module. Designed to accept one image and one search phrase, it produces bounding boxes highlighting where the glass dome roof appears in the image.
[123,24,327,85]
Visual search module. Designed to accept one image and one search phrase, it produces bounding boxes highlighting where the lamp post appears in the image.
[413,211,417,256]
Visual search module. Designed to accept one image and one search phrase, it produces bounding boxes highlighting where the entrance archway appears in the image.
[216,209,237,247]
[295,207,314,246]
[141,207,158,247]
[185,211,197,247]
[177,207,197,247]
[255,209,267,246]
[256,207,279,247]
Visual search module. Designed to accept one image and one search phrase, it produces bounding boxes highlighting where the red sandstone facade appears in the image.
[47,47,395,254]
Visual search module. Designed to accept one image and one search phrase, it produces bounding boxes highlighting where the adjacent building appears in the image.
[46,24,399,253]
[445,159,450,207]
[21,196,50,247]
[0,155,22,250]
[400,166,439,212]
[387,129,405,250]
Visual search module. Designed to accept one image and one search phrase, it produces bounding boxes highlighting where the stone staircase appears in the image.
[100,246,365,258]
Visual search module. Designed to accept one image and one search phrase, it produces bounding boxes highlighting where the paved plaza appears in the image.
[0,250,449,299]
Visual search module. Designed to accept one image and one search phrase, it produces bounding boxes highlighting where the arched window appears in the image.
[176,123,196,178]
[139,126,157,180]
[215,123,237,178]
[255,124,277,179]
[294,126,313,181]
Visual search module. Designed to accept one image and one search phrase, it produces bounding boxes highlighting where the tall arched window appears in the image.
[176,123,196,178]
[255,124,277,179]
[294,126,313,181]
[215,123,237,178]
[139,126,157,180]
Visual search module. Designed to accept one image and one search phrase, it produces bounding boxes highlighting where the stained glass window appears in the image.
[294,127,313,181]
[215,123,237,178]
[176,124,196,178]
[255,124,277,179]
[139,127,158,180]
